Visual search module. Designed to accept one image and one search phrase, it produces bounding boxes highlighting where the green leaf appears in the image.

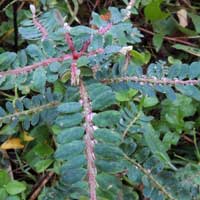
[5,181,26,195]
[96,160,125,173]
[26,44,44,60]
[0,52,16,70]
[56,113,83,128]
[70,26,95,35]
[143,124,175,169]
[33,143,54,158]
[188,13,200,33]
[55,141,85,160]
[57,102,82,114]
[34,159,54,173]
[92,90,116,111]
[49,62,61,73]
[77,56,89,67]
[57,127,85,144]
[95,143,124,160]
[189,61,200,79]
[131,50,151,65]
[143,96,158,108]
[32,68,47,92]
[61,168,86,184]
[97,173,122,195]
[175,85,200,101]
[94,128,121,145]
[161,94,196,131]
[109,7,123,23]
[0,188,8,199]
[93,111,120,127]
[153,33,164,52]
[0,170,10,186]
[42,40,56,57]
[91,12,107,27]
[115,89,138,102]
[61,155,86,172]
[173,44,200,57]
[162,131,180,150]
[144,0,169,22]
[4,196,20,200]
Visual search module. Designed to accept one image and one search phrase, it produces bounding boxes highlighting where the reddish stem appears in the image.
[71,60,80,85]
[0,54,72,77]
[65,32,76,53]
[79,80,97,200]
[98,23,112,35]
[32,14,48,41]
[79,39,92,56]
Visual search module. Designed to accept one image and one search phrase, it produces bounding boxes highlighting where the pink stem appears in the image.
[65,32,76,53]
[0,54,72,77]
[79,80,97,200]
[32,13,48,41]
[87,48,104,56]
[71,60,79,85]
[79,39,91,56]
[98,23,112,35]
[101,76,200,85]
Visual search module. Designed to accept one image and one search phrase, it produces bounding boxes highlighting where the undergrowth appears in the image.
[0,0,200,200]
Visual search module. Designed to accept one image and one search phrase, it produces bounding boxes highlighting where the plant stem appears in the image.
[122,111,142,139]
[102,76,200,86]
[124,154,177,200]
[79,80,97,200]
[0,101,59,123]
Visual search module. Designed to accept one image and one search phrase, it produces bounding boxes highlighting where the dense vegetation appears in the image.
[0,0,200,199]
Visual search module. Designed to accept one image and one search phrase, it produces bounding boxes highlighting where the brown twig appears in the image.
[94,0,100,10]
[182,135,194,144]
[139,27,197,47]
[29,171,54,200]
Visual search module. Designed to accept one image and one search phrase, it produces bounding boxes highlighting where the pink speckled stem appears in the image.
[32,13,48,41]
[98,23,112,35]
[79,80,97,200]
[0,54,72,77]
[65,32,76,53]
[101,76,200,85]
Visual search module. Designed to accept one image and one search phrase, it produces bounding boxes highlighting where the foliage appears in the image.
[0,0,200,200]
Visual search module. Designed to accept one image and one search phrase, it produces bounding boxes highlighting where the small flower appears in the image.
[119,46,133,55]
[30,4,36,15]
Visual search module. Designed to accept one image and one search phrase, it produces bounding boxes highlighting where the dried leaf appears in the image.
[177,9,188,28]
[23,132,34,142]
[0,138,24,150]
[100,12,111,21]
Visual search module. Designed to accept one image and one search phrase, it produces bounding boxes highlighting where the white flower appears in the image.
[30,4,36,15]
[119,46,133,55]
